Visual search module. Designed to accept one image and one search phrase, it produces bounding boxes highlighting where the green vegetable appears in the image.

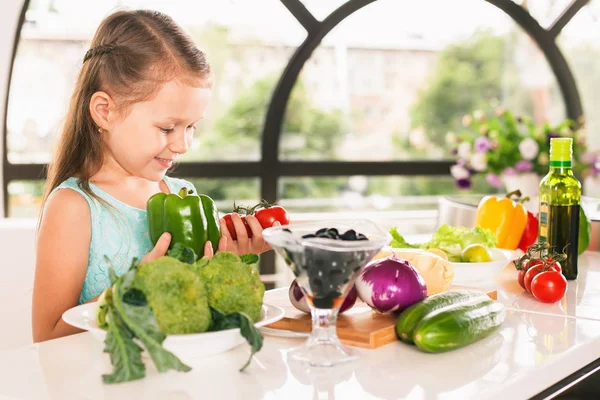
[96,287,111,329]
[101,260,191,384]
[579,206,591,255]
[112,270,191,374]
[240,253,260,266]
[147,188,221,258]
[102,308,145,384]
[167,243,198,264]
[413,299,505,353]
[196,252,265,322]
[210,308,264,371]
[132,257,212,335]
[390,224,497,262]
[200,194,222,253]
[396,290,490,344]
[100,251,266,384]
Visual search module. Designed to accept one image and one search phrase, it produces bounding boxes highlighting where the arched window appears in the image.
[4,0,595,276]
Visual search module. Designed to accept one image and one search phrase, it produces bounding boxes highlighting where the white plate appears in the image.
[450,248,514,284]
[62,302,285,362]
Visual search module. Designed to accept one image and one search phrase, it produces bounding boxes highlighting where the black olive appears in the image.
[302,234,316,239]
[356,233,368,241]
[282,228,292,233]
[341,229,357,241]
[327,228,339,237]
[316,228,328,235]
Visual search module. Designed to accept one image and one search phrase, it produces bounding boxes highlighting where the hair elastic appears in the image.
[83,44,116,63]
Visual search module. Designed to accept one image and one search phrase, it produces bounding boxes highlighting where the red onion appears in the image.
[355,256,427,314]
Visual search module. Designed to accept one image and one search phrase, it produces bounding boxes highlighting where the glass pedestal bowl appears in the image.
[263,220,390,367]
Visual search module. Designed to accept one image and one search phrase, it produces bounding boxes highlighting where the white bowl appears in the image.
[451,248,514,284]
[62,302,284,363]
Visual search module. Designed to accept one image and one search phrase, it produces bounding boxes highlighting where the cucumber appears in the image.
[395,290,490,344]
[413,300,506,353]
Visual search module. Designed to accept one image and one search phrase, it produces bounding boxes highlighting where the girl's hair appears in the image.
[39,9,212,222]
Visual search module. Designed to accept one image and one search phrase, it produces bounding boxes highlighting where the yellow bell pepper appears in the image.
[474,190,528,250]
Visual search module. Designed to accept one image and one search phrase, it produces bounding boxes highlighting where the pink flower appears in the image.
[474,137,492,153]
[486,173,503,189]
[515,160,533,172]
[503,167,517,176]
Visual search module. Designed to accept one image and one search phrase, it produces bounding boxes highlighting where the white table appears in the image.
[2,252,600,400]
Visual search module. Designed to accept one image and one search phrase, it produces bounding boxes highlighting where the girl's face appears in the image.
[104,80,212,182]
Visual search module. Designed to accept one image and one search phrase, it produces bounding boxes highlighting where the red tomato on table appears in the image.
[531,271,567,303]
[524,259,561,293]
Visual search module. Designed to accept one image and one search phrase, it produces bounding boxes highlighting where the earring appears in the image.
[98,127,103,133]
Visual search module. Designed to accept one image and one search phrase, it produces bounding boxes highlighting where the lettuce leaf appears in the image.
[389,224,497,261]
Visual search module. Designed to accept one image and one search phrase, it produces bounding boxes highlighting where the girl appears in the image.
[32,9,273,342]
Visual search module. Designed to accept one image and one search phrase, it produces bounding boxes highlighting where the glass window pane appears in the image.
[278,175,490,232]
[8,181,45,218]
[298,0,348,21]
[560,2,600,196]
[280,0,565,162]
[7,0,304,164]
[6,178,260,218]
[512,0,573,29]
[185,178,260,213]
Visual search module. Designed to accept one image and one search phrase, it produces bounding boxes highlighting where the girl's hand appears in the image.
[202,235,227,258]
[142,232,228,263]
[141,232,172,264]
[219,213,279,256]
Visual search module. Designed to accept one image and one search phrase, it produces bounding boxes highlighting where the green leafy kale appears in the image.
[167,243,198,264]
[209,308,264,372]
[102,308,145,384]
[101,260,191,384]
[240,253,259,265]
[112,269,191,374]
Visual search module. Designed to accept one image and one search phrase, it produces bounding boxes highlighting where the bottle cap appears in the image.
[549,137,573,167]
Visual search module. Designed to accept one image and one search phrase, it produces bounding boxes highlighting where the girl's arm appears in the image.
[32,189,92,342]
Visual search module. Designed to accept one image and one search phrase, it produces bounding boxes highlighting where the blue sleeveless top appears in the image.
[51,176,197,304]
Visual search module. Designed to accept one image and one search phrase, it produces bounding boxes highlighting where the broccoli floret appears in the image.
[195,252,265,322]
[132,256,211,334]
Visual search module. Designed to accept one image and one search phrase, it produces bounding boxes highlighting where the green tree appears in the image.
[215,76,346,160]
[410,30,516,146]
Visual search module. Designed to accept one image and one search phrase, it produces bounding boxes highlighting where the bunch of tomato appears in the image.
[515,242,568,303]
[223,200,290,240]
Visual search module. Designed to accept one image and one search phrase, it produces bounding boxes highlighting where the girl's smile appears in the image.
[154,157,174,168]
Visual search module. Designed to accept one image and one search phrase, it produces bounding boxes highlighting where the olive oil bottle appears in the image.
[538,138,581,280]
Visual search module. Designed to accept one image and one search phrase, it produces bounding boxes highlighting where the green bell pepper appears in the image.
[147,187,222,256]
[579,206,591,255]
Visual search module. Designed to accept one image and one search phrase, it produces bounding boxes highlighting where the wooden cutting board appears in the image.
[264,286,497,349]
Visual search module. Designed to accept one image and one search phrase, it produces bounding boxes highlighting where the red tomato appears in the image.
[223,214,252,241]
[531,271,567,303]
[254,205,290,229]
[524,260,561,293]
[518,270,527,290]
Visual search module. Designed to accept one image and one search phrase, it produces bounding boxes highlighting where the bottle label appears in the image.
[549,160,572,167]
[539,201,549,243]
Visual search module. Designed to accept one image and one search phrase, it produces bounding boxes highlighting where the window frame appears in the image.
[2,0,588,275]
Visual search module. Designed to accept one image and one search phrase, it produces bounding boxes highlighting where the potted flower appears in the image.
[447,108,598,199]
